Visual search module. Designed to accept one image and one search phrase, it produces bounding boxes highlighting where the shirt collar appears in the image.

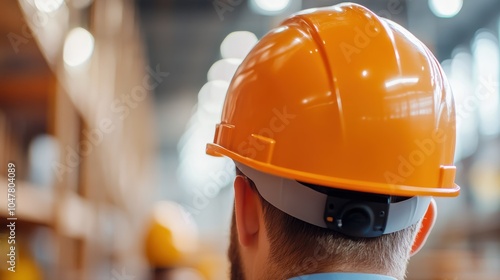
[289,272,397,280]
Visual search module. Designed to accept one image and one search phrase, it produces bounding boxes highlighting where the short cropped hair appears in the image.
[236,167,419,280]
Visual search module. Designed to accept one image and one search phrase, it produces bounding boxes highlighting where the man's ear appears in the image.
[410,198,437,256]
[234,175,261,247]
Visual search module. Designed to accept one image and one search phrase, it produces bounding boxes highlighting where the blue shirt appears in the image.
[289,272,397,280]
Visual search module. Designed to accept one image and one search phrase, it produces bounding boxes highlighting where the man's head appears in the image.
[206,3,458,279]
[228,167,436,280]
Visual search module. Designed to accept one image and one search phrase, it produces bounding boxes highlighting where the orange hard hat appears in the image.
[206,3,459,198]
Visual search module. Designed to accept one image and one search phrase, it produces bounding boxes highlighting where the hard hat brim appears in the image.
[207,143,460,197]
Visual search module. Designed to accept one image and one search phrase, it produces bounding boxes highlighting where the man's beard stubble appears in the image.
[228,209,282,280]
[229,211,246,280]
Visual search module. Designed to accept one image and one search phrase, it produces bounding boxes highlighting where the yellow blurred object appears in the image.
[144,201,198,267]
[0,241,43,280]
[0,258,43,280]
[470,162,500,212]
[195,252,229,280]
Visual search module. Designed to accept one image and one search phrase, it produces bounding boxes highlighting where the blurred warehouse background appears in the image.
[0,0,499,279]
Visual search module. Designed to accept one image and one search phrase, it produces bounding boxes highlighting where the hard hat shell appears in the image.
[206,3,459,197]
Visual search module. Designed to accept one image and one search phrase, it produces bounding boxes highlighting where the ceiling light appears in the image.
[207,58,242,82]
[63,27,94,67]
[220,31,258,59]
[34,0,64,13]
[250,0,290,16]
[429,0,462,18]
